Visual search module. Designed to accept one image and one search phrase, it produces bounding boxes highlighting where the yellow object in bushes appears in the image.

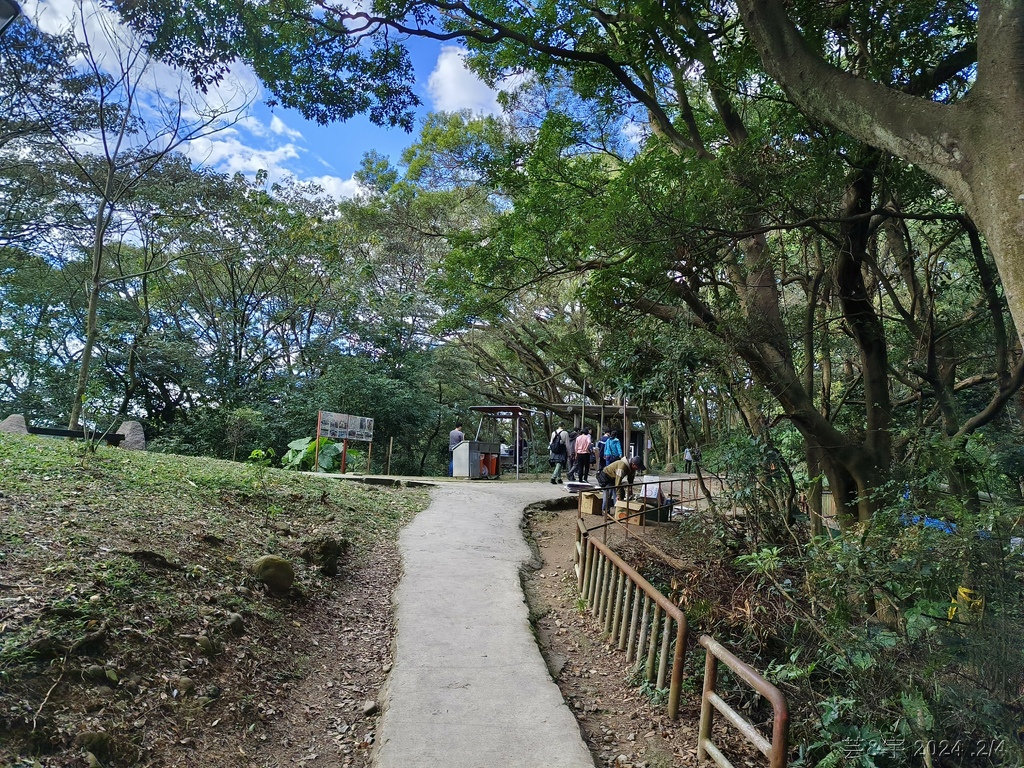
[947,585,985,622]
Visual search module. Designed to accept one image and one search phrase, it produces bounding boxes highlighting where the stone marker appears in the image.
[116,420,146,450]
[0,414,27,434]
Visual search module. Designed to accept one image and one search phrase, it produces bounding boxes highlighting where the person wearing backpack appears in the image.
[595,429,609,472]
[603,430,623,465]
[548,424,570,484]
[566,428,579,481]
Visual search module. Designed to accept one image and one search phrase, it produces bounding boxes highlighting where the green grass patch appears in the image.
[0,432,428,764]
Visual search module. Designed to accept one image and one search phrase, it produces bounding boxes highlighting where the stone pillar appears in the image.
[0,414,28,434]
[116,420,146,450]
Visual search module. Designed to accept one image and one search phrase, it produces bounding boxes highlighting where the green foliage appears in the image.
[225,407,267,461]
[282,437,342,472]
[246,447,275,523]
[735,546,782,575]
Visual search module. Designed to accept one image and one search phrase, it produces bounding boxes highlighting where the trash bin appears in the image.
[453,441,501,478]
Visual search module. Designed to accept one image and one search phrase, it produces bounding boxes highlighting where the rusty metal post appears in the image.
[657,613,671,689]
[667,614,687,720]
[576,519,589,591]
[589,549,603,608]
[606,570,622,635]
[602,561,616,624]
[577,532,586,593]
[593,555,606,618]
[636,595,651,664]
[600,559,614,624]
[580,536,594,597]
[697,642,717,761]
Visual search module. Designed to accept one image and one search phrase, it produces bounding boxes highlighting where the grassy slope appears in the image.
[0,434,427,766]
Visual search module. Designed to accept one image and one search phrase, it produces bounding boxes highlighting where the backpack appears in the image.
[549,431,566,455]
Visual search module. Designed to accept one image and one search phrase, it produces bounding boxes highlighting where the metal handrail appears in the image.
[575,517,688,719]
[578,475,733,524]
[569,486,789,757]
[698,635,789,768]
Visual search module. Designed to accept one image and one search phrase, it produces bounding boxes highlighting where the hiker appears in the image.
[448,421,464,476]
[548,424,570,484]
[566,427,579,481]
[517,434,528,469]
[603,430,623,466]
[595,429,610,471]
[597,455,645,512]
[574,427,593,483]
[683,446,693,473]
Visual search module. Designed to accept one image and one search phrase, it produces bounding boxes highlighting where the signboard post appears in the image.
[315,411,374,473]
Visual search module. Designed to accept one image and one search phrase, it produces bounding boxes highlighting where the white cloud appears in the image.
[306,175,363,199]
[185,134,301,177]
[27,0,258,126]
[621,120,650,146]
[237,115,270,138]
[270,115,303,139]
[186,131,361,200]
[26,0,358,202]
[427,46,502,115]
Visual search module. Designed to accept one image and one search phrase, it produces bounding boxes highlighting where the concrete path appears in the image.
[374,481,595,768]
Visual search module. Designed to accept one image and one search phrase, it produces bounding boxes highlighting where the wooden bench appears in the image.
[26,425,125,446]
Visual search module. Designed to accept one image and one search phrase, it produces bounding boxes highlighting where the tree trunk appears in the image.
[837,157,892,472]
[806,446,824,537]
[696,392,712,444]
[738,0,1024,345]
[69,194,112,431]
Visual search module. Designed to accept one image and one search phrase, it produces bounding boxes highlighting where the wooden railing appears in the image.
[699,635,789,768]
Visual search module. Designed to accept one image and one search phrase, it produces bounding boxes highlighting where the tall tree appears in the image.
[106,0,1014,352]
[16,2,247,428]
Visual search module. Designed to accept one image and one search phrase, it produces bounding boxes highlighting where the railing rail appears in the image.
[575,517,687,719]
[698,635,789,768]
[579,475,737,527]
[570,484,789,764]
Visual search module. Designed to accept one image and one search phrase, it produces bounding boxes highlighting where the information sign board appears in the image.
[318,411,374,442]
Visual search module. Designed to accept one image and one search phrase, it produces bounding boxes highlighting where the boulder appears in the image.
[0,414,27,434]
[251,554,295,593]
[74,731,112,759]
[226,612,245,636]
[116,420,146,450]
[299,534,350,577]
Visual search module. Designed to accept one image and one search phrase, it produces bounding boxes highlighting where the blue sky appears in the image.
[230,43,506,197]
[25,0,507,198]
